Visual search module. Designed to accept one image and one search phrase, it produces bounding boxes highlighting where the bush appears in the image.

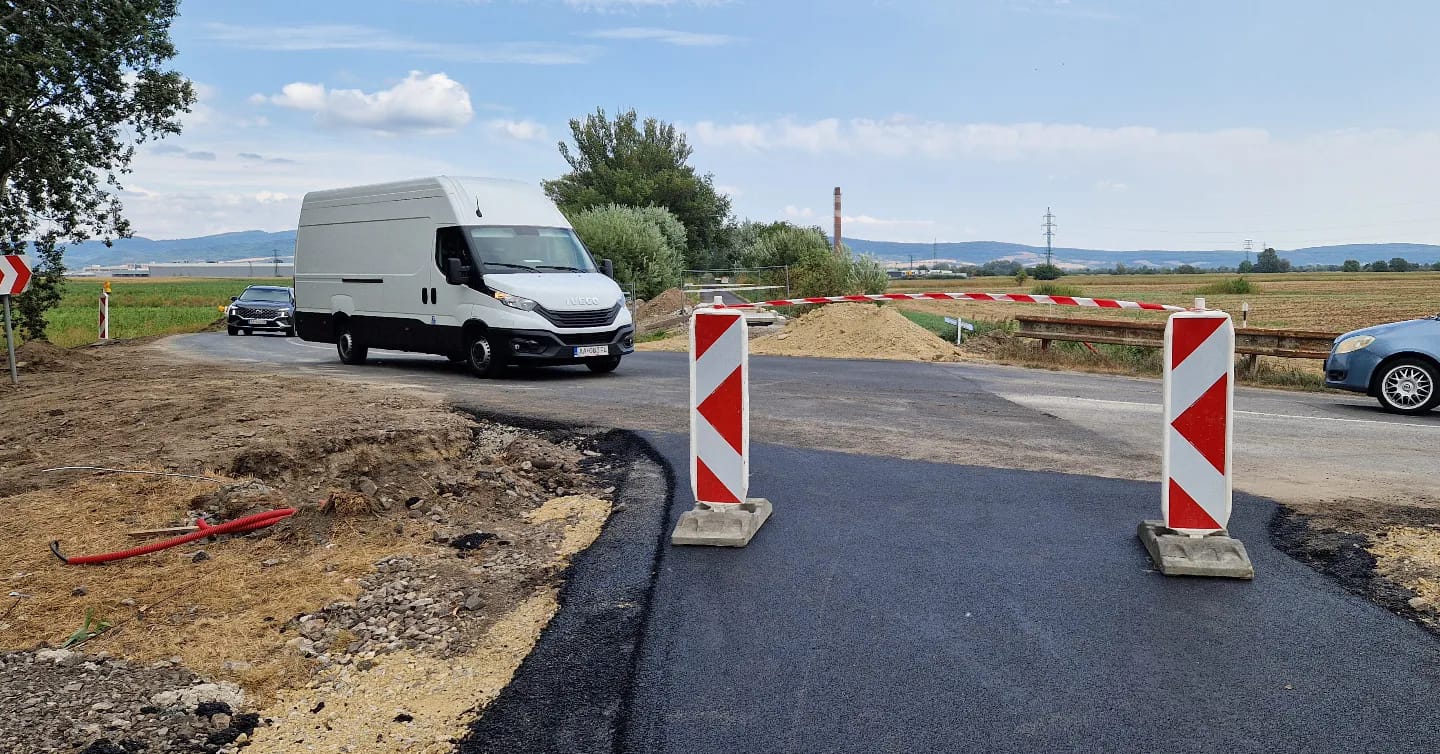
[1193,277,1258,295]
[1031,282,1082,297]
[849,254,890,295]
[569,204,685,299]
[1029,263,1064,280]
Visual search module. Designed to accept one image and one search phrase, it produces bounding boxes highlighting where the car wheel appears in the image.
[337,325,368,365]
[283,327,295,337]
[227,326,238,336]
[1375,358,1438,415]
[464,332,506,378]
[586,356,622,374]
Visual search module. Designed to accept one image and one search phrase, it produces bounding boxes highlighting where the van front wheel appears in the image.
[337,325,368,365]
[586,356,622,374]
[465,332,506,378]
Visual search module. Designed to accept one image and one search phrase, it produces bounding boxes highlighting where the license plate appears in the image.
[574,345,610,357]
[249,319,270,325]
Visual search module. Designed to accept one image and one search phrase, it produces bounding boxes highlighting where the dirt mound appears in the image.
[750,303,960,362]
[2,340,94,372]
[635,288,691,334]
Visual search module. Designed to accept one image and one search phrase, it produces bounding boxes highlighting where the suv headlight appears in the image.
[1334,335,1375,354]
[493,290,538,311]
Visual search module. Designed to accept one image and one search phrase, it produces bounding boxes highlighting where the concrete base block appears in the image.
[1137,520,1255,579]
[671,498,773,547]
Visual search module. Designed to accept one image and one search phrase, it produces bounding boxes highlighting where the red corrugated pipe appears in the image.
[49,508,297,565]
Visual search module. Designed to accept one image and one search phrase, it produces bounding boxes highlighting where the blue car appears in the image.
[1325,314,1440,415]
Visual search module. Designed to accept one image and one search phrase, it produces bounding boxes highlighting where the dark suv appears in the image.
[227,285,296,336]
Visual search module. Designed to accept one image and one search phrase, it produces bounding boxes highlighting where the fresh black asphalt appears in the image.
[171,335,1440,752]
[459,431,1440,754]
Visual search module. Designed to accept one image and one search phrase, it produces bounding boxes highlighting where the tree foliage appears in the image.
[1368,259,1389,272]
[1029,263,1064,280]
[1253,247,1290,273]
[544,108,731,269]
[1341,259,1362,272]
[1,0,194,340]
[731,221,885,296]
[1388,257,1413,272]
[568,204,685,299]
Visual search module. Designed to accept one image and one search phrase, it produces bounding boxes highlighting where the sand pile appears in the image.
[636,288,691,327]
[750,303,960,362]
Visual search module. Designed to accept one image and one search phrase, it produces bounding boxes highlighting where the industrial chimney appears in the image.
[833,187,842,254]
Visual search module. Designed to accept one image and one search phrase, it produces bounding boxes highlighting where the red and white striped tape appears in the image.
[1162,310,1235,534]
[690,308,749,505]
[712,292,1185,312]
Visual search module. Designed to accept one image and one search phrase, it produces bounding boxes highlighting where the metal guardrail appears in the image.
[1014,315,1339,360]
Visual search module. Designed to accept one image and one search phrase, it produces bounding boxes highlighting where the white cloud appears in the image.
[586,27,736,46]
[260,72,474,134]
[783,206,815,219]
[715,184,742,197]
[486,119,548,140]
[1094,180,1129,193]
[842,215,936,227]
[202,23,597,65]
[690,117,1269,160]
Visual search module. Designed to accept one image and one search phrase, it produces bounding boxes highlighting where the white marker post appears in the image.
[98,280,111,341]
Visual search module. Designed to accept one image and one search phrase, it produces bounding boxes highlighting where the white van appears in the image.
[293,176,634,376]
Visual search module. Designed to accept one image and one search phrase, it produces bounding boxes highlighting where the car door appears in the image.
[427,226,472,354]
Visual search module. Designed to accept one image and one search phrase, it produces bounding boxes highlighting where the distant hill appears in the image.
[65,230,297,267]
[61,229,1440,271]
[842,239,1440,270]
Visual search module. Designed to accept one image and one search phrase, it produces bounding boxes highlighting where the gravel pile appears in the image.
[0,650,260,754]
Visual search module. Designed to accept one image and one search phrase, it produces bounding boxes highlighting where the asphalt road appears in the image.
[168,333,1440,508]
[168,333,1440,752]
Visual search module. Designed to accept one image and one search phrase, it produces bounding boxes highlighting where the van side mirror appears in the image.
[602,259,614,279]
[446,257,469,284]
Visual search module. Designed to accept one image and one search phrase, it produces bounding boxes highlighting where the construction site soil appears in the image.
[638,302,963,362]
[0,340,626,754]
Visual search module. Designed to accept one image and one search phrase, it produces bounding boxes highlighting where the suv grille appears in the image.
[236,306,283,318]
[536,303,620,329]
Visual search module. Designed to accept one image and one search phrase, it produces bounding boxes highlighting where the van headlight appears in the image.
[493,290,538,311]
[1334,335,1375,354]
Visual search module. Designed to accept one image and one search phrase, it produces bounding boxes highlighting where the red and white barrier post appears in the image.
[671,307,773,547]
[98,280,111,341]
[1138,298,1254,578]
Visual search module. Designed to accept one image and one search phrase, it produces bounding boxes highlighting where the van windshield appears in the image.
[465,226,597,274]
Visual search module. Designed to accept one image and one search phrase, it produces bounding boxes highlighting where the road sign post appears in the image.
[1138,302,1253,578]
[3,295,16,386]
[944,316,974,345]
[1,254,34,386]
[672,307,773,547]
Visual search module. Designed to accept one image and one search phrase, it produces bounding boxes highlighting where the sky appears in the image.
[121,0,1440,250]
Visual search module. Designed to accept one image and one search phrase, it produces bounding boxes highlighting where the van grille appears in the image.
[535,303,620,329]
[557,330,621,346]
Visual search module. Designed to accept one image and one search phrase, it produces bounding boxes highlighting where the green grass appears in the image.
[899,309,1011,343]
[1030,282,1083,297]
[42,278,288,347]
[1193,277,1259,295]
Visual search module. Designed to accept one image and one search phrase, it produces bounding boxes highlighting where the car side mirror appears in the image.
[602,259,614,279]
[230,296,238,301]
[446,257,469,284]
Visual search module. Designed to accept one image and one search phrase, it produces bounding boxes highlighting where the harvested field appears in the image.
[0,340,621,754]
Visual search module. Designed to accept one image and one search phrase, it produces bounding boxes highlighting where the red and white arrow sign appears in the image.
[0,255,33,296]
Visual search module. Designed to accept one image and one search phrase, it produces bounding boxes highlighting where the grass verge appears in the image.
[40,277,287,347]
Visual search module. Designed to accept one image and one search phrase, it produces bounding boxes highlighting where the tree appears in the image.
[1432,261,1440,272]
[1237,260,1254,274]
[1253,247,1289,273]
[544,108,731,269]
[1176,264,1200,275]
[568,204,685,299]
[1029,263,1063,280]
[2,1,194,340]
[1341,259,1362,272]
[1389,257,1412,272]
[1368,259,1389,272]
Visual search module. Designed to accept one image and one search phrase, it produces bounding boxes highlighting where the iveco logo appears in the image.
[567,296,601,307]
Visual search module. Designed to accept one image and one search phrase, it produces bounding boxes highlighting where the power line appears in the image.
[1042,207,1056,267]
